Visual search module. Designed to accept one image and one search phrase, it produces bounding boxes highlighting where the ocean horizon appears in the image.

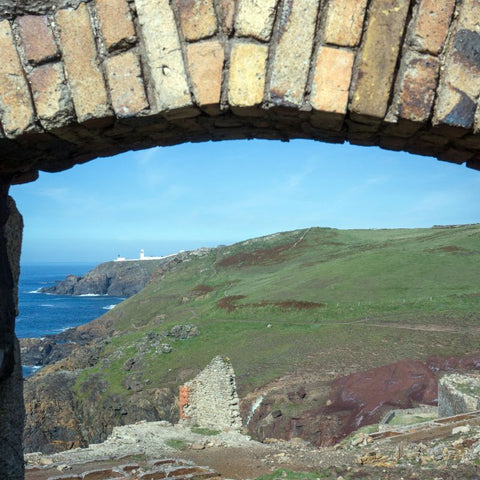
[16,262,125,377]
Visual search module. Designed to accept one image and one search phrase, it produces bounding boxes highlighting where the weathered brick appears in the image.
[187,41,224,111]
[16,15,58,64]
[410,0,455,55]
[136,0,195,118]
[218,0,235,35]
[0,20,36,137]
[228,42,268,108]
[106,51,149,118]
[350,0,410,122]
[56,4,111,124]
[174,0,217,41]
[391,51,439,124]
[29,62,74,129]
[235,0,278,42]
[323,0,368,47]
[310,46,354,129]
[268,0,320,107]
[433,0,480,131]
[94,0,136,51]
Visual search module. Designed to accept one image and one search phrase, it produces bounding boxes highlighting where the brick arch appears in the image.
[0,0,479,185]
[1,0,480,477]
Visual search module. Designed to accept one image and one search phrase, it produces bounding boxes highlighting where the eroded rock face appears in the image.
[23,367,177,453]
[247,355,480,447]
[23,371,85,453]
[40,259,166,297]
[0,192,24,480]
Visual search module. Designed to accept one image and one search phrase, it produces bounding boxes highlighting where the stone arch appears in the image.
[1,0,480,477]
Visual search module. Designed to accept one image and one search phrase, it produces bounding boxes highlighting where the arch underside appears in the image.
[0,0,479,183]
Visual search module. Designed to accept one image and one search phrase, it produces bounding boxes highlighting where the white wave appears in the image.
[27,289,42,294]
[23,365,42,372]
[78,293,106,297]
[40,304,55,308]
[102,304,117,310]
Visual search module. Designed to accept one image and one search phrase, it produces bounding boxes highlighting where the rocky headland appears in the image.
[39,258,169,297]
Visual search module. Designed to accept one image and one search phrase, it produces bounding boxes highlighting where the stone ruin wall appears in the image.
[180,356,242,431]
[438,374,480,418]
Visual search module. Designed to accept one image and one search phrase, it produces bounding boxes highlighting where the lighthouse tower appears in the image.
[140,249,145,260]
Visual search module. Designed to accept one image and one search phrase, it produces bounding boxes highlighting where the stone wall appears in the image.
[438,374,480,418]
[181,356,242,431]
[0,0,477,182]
[0,192,24,480]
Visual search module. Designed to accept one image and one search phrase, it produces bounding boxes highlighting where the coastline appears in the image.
[16,262,124,377]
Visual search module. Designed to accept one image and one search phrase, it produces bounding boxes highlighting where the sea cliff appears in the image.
[40,257,179,297]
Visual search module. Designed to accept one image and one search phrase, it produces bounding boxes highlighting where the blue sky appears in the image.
[11,139,480,263]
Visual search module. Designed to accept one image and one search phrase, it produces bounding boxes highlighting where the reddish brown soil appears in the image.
[216,295,246,312]
[216,296,325,312]
[217,244,294,268]
[325,360,438,439]
[253,300,325,309]
[191,284,215,295]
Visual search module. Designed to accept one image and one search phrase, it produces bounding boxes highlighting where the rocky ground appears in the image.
[25,418,480,480]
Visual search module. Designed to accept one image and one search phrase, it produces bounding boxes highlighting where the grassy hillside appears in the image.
[73,225,480,401]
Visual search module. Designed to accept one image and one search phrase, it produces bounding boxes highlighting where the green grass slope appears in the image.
[74,225,480,400]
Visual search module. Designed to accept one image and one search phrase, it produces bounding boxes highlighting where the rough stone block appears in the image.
[323,0,368,47]
[106,51,149,118]
[187,41,224,112]
[235,0,278,42]
[16,15,58,64]
[29,62,74,130]
[268,0,320,107]
[94,0,136,51]
[433,0,480,131]
[0,20,36,137]
[228,42,268,108]
[409,0,455,55]
[218,0,235,35]
[56,4,112,124]
[310,46,354,130]
[174,0,217,41]
[136,0,195,117]
[390,51,439,124]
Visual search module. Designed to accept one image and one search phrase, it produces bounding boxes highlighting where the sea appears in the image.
[16,263,125,377]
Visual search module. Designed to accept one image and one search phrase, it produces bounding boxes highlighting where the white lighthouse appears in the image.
[140,249,145,260]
